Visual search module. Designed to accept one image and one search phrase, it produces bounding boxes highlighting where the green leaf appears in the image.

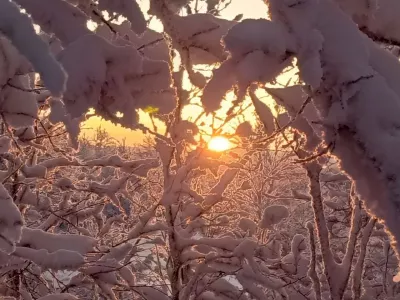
[143,105,159,114]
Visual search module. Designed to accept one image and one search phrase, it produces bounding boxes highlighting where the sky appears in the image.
[81,0,269,145]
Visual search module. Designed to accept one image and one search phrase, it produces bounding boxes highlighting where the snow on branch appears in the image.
[58,34,175,126]
[259,205,289,229]
[0,0,66,96]
[37,294,78,300]
[19,227,96,255]
[13,247,85,270]
[262,0,400,292]
[334,0,400,47]
[0,183,23,254]
[14,0,91,46]
[85,155,159,175]
[201,18,294,112]
[97,0,146,34]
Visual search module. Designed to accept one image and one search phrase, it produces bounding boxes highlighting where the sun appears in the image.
[208,136,231,152]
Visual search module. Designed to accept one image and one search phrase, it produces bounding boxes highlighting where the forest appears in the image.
[1,0,400,299]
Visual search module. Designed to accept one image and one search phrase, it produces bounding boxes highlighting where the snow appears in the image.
[14,0,90,45]
[57,34,120,118]
[58,33,175,127]
[136,286,170,300]
[166,13,235,65]
[2,0,400,298]
[98,21,170,62]
[39,157,80,170]
[97,0,146,34]
[14,247,85,270]
[119,265,136,286]
[22,165,47,178]
[0,37,21,87]
[88,175,129,207]
[85,155,159,175]
[238,218,257,235]
[223,19,288,59]
[259,205,289,229]
[267,85,319,121]
[207,278,244,300]
[250,90,276,135]
[183,202,202,219]
[324,200,345,210]
[233,238,257,258]
[171,120,199,144]
[367,39,400,100]
[334,0,400,45]
[47,98,82,147]
[259,238,282,260]
[55,177,74,190]
[20,228,96,255]
[37,294,78,300]
[202,18,292,112]
[262,0,400,288]
[98,214,123,237]
[1,76,37,128]
[201,61,236,113]
[83,259,120,284]
[76,204,104,220]
[0,136,11,154]
[16,187,50,210]
[48,98,67,124]
[235,122,254,138]
[296,30,324,88]
[102,243,132,262]
[0,0,66,97]
[0,184,23,254]
[127,209,155,239]
[14,126,36,142]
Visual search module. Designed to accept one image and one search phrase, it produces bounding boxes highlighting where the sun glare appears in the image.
[208,136,231,152]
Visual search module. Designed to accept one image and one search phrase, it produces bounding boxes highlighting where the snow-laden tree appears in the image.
[2,0,400,299]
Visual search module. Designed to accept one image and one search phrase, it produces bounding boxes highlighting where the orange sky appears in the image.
[81,0,269,145]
